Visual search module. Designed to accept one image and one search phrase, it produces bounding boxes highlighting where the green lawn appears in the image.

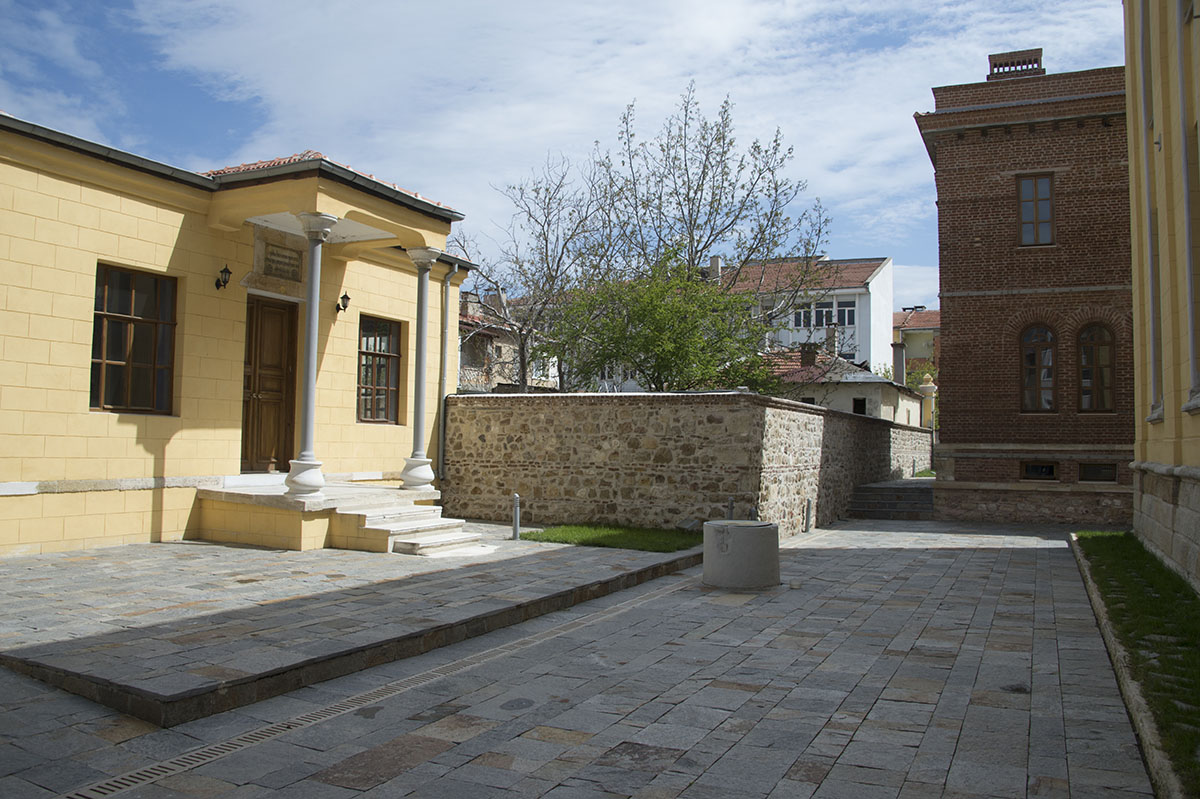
[1075,530,1200,793]
[520,524,702,553]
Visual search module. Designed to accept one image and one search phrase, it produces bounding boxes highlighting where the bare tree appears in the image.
[594,82,833,325]
[455,156,605,392]
[464,84,832,392]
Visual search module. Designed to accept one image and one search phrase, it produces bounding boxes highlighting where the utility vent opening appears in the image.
[987,48,1046,81]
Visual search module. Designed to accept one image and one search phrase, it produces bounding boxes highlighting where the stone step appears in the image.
[367,515,464,536]
[847,508,938,521]
[391,528,481,556]
[852,489,934,501]
[848,502,935,513]
[358,505,444,526]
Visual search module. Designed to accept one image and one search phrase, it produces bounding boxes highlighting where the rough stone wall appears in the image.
[934,484,1132,527]
[1133,466,1200,595]
[442,393,932,537]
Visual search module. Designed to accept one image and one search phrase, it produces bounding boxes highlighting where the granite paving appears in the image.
[0,518,1154,798]
[0,522,700,726]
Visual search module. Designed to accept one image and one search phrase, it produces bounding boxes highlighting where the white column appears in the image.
[400,246,442,489]
[285,212,339,498]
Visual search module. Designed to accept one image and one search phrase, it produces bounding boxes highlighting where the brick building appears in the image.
[914,49,1134,525]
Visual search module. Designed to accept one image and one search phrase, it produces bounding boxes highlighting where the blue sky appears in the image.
[0,0,1125,311]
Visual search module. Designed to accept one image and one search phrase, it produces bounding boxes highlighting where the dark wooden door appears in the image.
[242,296,296,472]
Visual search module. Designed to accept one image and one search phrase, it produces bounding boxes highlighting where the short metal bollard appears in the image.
[512,492,521,540]
[702,520,780,589]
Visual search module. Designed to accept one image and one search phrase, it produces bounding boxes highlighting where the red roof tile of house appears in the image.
[202,150,455,211]
[763,350,865,384]
[893,309,941,330]
[727,257,889,293]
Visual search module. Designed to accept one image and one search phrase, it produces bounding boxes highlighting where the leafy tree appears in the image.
[546,256,780,392]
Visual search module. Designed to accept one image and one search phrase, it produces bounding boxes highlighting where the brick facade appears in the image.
[915,53,1133,524]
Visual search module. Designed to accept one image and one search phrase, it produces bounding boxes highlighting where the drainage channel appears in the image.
[60,572,699,799]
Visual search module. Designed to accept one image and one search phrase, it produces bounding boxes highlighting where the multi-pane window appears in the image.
[814,301,835,326]
[358,316,402,423]
[1021,325,1055,411]
[1078,324,1114,412]
[793,307,811,328]
[90,265,175,413]
[837,300,856,327]
[1018,174,1054,245]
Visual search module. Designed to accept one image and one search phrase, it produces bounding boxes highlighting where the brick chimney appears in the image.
[987,48,1045,81]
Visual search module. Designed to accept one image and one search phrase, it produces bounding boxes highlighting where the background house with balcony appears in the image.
[741,256,895,374]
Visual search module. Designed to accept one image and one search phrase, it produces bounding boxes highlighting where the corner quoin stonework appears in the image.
[441,392,932,536]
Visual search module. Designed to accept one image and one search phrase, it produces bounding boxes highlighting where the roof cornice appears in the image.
[0,113,464,223]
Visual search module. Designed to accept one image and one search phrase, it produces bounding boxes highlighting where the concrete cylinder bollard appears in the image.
[702,520,780,589]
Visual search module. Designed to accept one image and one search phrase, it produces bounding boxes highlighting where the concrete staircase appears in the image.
[334,492,478,555]
[847,478,936,521]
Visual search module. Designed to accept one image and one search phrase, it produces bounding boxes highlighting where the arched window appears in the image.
[1079,324,1114,412]
[1021,325,1055,412]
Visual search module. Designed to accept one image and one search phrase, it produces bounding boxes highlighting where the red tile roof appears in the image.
[727,257,888,293]
[893,309,941,330]
[202,150,455,211]
[763,350,865,384]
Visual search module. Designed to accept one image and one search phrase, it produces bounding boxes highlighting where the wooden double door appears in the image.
[241,296,297,472]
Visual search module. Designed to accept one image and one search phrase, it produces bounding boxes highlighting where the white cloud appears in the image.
[4,0,1125,277]
[892,263,940,311]
[0,1,117,140]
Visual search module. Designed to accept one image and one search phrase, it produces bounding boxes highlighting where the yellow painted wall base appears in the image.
[0,488,197,557]
[195,499,332,551]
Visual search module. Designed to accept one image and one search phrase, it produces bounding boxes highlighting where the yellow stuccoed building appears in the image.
[0,115,471,556]
[1124,2,1200,590]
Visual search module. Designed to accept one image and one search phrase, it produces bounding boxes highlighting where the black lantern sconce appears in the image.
[335,293,351,313]
[215,265,232,290]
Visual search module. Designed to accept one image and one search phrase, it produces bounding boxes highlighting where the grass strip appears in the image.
[1075,530,1200,794]
[521,524,702,553]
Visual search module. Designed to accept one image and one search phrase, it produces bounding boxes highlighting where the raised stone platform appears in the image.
[0,531,700,727]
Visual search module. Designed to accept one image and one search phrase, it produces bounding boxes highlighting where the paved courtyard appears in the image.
[0,520,1153,798]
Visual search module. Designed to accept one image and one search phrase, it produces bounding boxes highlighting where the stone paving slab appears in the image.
[0,524,700,727]
[0,519,1155,798]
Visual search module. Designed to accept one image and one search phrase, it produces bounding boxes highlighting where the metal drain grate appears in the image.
[61,573,696,799]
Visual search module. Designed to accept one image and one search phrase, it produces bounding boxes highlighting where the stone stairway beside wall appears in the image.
[334,497,477,555]
[847,478,936,521]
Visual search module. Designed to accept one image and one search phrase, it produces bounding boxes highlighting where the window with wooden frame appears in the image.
[1078,323,1115,412]
[1017,174,1054,245]
[358,316,403,423]
[1021,325,1055,411]
[90,265,176,414]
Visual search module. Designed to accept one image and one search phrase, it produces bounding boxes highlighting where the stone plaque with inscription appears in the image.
[264,244,302,282]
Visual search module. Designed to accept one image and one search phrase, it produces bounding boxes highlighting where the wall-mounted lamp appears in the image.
[215,265,232,290]
[335,292,351,313]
